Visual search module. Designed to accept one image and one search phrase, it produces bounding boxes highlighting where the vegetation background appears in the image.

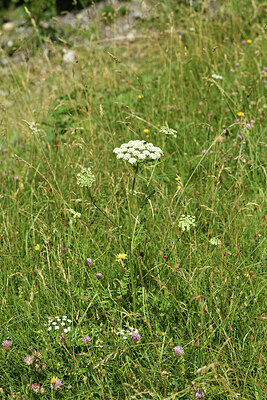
[0,0,266,399]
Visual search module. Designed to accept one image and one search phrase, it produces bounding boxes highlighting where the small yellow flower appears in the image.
[51,377,57,384]
[246,40,252,44]
[116,253,127,262]
[35,244,40,251]
[143,128,150,134]
[244,273,250,278]
[237,112,244,117]
[37,329,43,334]
[57,261,61,266]
[138,95,144,99]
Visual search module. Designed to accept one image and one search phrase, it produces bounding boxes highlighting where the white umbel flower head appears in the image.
[178,215,196,231]
[113,140,163,165]
[211,74,223,80]
[77,167,95,188]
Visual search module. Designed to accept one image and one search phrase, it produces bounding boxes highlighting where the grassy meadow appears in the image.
[0,0,266,398]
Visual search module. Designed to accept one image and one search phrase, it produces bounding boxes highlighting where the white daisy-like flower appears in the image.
[129,157,137,164]
[64,328,68,333]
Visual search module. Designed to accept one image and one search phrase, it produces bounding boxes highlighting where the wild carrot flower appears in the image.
[113,140,163,165]
[2,340,11,350]
[178,215,196,231]
[76,167,95,188]
[81,336,92,344]
[209,237,221,246]
[174,346,184,357]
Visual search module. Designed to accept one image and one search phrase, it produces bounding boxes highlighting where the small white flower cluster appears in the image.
[160,122,177,138]
[116,326,140,340]
[47,316,72,334]
[211,74,223,80]
[24,120,40,136]
[113,140,163,165]
[209,237,221,246]
[178,215,196,231]
[68,208,81,219]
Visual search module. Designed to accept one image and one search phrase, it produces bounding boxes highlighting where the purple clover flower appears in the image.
[51,378,62,391]
[251,120,255,124]
[230,68,235,73]
[31,383,40,393]
[236,62,240,66]
[241,40,246,45]
[96,272,102,279]
[81,335,91,344]
[237,135,243,140]
[174,346,184,357]
[3,148,8,153]
[225,37,229,41]
[202,149,207,155]
[2,340,11,350]
[132,332,141,341]
[86,258,92,265]
[246,123,252,130]
[60,248,66,253]
[196,392,205,398]
[264,67,267,72]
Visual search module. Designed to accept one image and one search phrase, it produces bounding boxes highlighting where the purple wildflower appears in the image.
[24,355,35,365]
[81,335,91,344]
[246,123,252,130]
[230,68,235,73]
[237,135,243,140]
[236,62,240,66]
[241,40,246,45]
[259,115,264,121]
[202,149,207,155]
[264,67,267,72]
[60,333,67,343]
[41,363,46,370]
[174,346,184,357]
[3,148,8,153]
[132,332,141,341]
[31,383,40,393]
[67,385,72,389]
[60,248,66,253]
[51,378,62,391]
[236,119,240,123]
[225,37,229,41]
[196,392,205,398]
[208,112,213,116]
[2,340,11,350]
[251,120,255,124]
[13,176,19,181]
[96,272,102,279]
[170,212,175,217]
[86,258,92,265]
[210,150,214,154]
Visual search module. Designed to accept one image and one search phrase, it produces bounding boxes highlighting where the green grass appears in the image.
[0,0,266,399]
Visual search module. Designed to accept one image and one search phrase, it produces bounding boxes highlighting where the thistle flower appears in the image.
[174,346,184,357]
[86,258,92,265]
[96,272,102,279]
[77,167,95,188]
[2,340,11,350]
[178,215,196,231]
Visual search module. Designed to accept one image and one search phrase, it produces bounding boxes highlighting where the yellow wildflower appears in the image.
[51,377,57,384]
[246,40,252,44]
[116,253,127,262]
[244,273,250,278]
[138,95,144,99]
[35,244,40,251]
[143,128,150,133]
[237,112,244,117]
